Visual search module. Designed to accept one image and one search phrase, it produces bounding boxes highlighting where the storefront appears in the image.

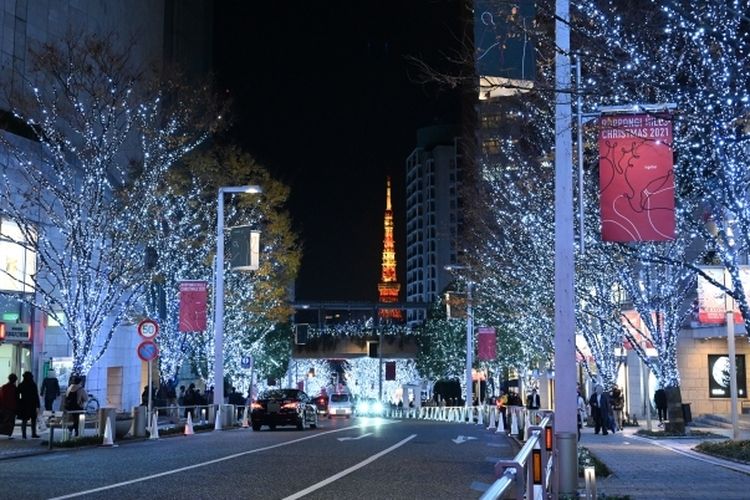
[0,217,37,382]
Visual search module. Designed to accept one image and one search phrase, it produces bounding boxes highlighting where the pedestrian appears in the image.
[177,385,186,406]
[654,388,668,425]
[64,376,88,436]
[577,388,587,441]
[40,374,61,412]
[17,371,41,439]
[0,374,19,439]
[588,385,611,435]
[183,383,197,418]
[526,388,541,410]
[610,384,624,431]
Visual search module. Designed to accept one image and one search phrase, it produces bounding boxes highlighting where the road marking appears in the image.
[452,435,477,444]
[283,434,417,500]
[337,432,373,442]
[46,425,366,500]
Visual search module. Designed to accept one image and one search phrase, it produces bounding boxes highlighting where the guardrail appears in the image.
[480,412,555,500]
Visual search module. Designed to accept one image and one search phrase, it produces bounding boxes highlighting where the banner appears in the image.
[230,226,260,271]
[599,113,675,241]
[620,310,654,349]
[473,0,536,99]
[178,281,208,332]
[696,266,750,324]
[477,327,496,361]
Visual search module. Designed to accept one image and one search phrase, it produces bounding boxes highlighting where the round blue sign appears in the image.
[137,340,159,362]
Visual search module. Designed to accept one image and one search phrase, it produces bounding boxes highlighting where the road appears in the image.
[3,416,517,499]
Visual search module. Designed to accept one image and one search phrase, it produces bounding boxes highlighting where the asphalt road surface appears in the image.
[3,416,518,499]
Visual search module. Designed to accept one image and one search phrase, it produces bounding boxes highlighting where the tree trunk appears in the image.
[664,386,685,434]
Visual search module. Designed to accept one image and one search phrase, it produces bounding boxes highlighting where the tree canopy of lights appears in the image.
[0,35,218,376]
[416,302,467,383]
[165,146,301,391]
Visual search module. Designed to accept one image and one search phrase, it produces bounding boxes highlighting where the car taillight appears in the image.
[251,402,263,410]
[282,402,299,410]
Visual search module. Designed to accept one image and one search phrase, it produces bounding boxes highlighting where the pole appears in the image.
[726,270,739,439]
[466,281,474,408]
[554,0,578,494]
[575,58,585,254]
[642,346,652,431]
[147,359,153,420]
[214,190,226,410]
[378,309,383,402]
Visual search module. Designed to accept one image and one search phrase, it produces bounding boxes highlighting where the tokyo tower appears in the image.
[378,177,402,320]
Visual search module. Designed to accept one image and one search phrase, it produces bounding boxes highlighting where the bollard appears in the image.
[556,432,578,496]
[132,406,147,437]
[584,466,596,499]
[78,413,85,437]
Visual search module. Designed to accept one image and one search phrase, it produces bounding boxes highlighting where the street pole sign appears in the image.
[137,340,159,362]
[137,318,159,339]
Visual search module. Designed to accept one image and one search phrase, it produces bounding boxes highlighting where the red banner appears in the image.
[385,361,396,381]
[179,281,208,332]
[599,114,675,241]
[477,327,496,361]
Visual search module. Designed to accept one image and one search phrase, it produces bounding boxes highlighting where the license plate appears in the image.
[336,409,345,414]
[268,402,280,413]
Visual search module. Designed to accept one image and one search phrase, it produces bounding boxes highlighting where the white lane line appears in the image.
[282,433,417,500]
[47,425,364,500]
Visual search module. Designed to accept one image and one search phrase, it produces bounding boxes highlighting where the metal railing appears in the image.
[480,413,555,500]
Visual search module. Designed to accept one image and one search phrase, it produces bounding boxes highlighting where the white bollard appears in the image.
[477,406,484,426]
[101,416,115,447]
[241,406,250,428]
[78,413,85,437]
[184,413,195,435]
[487,407,496,430]
[496,410,506,433]
[214,406,223,431]
[149,412,160,440]
[511,410,519,436]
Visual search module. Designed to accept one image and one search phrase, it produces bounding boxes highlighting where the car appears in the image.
[355,398,385,417]
[327,392,353,418]
[250,388,318,431]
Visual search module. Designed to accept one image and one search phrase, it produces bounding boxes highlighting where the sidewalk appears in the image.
[580,423,750,499]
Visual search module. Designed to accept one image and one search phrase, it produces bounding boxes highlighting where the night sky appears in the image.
[214,1,464,301]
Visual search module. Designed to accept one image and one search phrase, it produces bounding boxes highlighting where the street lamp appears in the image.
[214,185,262,417]
[445,265,474,409]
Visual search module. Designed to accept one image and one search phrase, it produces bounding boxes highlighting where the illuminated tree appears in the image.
[0,35,215,376]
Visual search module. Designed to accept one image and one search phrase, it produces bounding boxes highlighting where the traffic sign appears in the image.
[137,319,159,339]
[137,340,159,362]
[241,355,252,369]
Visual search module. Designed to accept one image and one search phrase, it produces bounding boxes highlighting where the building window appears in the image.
[0,218,36,293]
[482,138,501,155]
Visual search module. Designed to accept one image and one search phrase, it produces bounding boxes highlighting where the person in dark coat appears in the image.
[0,374,19,438]
[17,371,41,439]
[588,385,611,435]
[654,388,668,424]
[40,375,61,412]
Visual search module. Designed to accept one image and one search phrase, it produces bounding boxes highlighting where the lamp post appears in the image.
[214,185,262,415]
[445,265,474,409]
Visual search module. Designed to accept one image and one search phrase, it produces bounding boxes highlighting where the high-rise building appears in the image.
[405,125,463,324]
[378,177,403,320]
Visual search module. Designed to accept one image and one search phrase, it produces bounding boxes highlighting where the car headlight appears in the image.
[357,402,370,413]
[372,401,384,414]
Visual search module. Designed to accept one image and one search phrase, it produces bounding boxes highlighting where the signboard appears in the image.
[696,266,750,324]
[230,226,260,271]
[137,340,159,362]
[599,113,675,242]
[137,318,159,339]
[477,327,497,361]
[708,354,747,398]
[620,310,655,349]
[179,281,208,332]
[0,322,31,342]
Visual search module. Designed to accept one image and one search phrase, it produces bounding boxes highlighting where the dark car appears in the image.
[250,388,318,431]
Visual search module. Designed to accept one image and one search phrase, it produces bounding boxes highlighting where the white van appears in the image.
[327,393,353,418]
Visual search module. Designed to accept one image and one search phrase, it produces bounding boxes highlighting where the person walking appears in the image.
[0,374,19,439]
[654,388,668,425]
[40,374,61,412]
[17,371,41,439]
[588,385,611,435]
[526,388,541,410]
[577,388,587,441]
[610,385,625,431]
[64,376,88,436]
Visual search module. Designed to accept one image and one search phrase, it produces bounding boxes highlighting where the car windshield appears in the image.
[330,394,349,403]
[260,389,302,400]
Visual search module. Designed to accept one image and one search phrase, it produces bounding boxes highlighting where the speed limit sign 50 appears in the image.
[137,318,159,339]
